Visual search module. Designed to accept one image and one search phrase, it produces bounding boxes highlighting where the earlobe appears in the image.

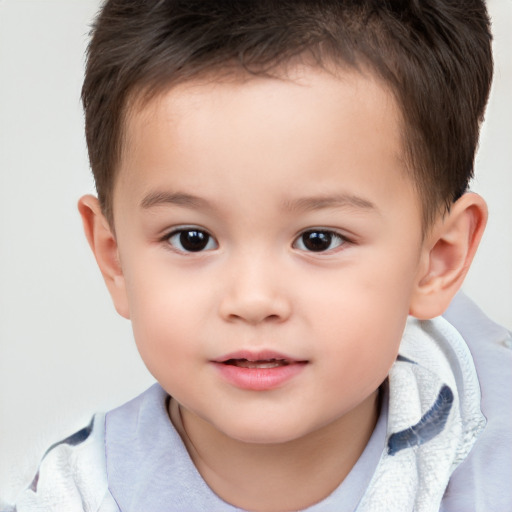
[78,195,131,319]
[409,193,487,319]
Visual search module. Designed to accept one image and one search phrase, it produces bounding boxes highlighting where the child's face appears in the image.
[111,66,427,443]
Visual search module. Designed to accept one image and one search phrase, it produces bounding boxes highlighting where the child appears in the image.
[10,0,512,511]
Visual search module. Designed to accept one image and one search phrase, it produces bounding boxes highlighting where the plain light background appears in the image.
[0,0,510,501]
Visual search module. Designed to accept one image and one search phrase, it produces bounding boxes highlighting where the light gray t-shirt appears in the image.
[105,384,388,511]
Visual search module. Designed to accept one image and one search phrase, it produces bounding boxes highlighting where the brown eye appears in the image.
[294,230,345,252]
[168,228,217,252]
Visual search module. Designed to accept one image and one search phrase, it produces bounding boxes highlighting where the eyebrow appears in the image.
[140,191,212,210]
[140,190,378,214]
[282,194,377,213]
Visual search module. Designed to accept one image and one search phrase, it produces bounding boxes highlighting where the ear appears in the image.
[409,192,487,319]
[78,195,130,319]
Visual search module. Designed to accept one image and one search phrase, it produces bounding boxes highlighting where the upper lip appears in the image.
[212,350,307,364]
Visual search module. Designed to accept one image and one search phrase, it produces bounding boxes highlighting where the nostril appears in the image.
[218,285,292,324]
[226,312,282,324]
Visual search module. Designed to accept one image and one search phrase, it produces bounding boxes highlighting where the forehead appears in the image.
[123,64,403,149]
[114,65,419,222]
[131,65,401,136]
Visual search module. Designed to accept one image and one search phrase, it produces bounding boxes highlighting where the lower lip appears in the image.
[213,362,307,391]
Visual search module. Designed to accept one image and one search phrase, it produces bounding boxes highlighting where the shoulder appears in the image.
[441,293,512,512]
[12,414,119,512]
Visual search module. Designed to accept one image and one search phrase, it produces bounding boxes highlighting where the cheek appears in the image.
[317,306,405,406]
[300,255,415,324]
[299,257,414,384]
[125,252,209,322]
[123,265,208,369]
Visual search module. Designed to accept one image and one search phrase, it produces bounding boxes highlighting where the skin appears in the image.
[79,65,487,511]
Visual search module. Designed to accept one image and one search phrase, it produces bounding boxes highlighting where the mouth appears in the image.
[212,351,308,391]
[214,350,307,367]
[223,358,294,369]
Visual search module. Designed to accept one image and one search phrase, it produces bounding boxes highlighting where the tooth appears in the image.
[233,359,289,369]
[222,358,294,368]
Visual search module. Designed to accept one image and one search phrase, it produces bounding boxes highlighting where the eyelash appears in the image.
[292,229,349,253]
[161,227,351,254]
[163,226,218,253]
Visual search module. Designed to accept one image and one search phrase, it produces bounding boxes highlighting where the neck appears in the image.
[169,390,380,512]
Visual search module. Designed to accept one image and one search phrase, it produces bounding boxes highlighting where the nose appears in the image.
[218,254,292,325]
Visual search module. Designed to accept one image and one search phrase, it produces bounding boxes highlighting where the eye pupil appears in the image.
[179,230,209,252]
[302,231,332,252]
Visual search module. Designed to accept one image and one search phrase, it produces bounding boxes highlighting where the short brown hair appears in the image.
[82,0,493,227]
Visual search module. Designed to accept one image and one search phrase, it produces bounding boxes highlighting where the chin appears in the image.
[217,417,313,445]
